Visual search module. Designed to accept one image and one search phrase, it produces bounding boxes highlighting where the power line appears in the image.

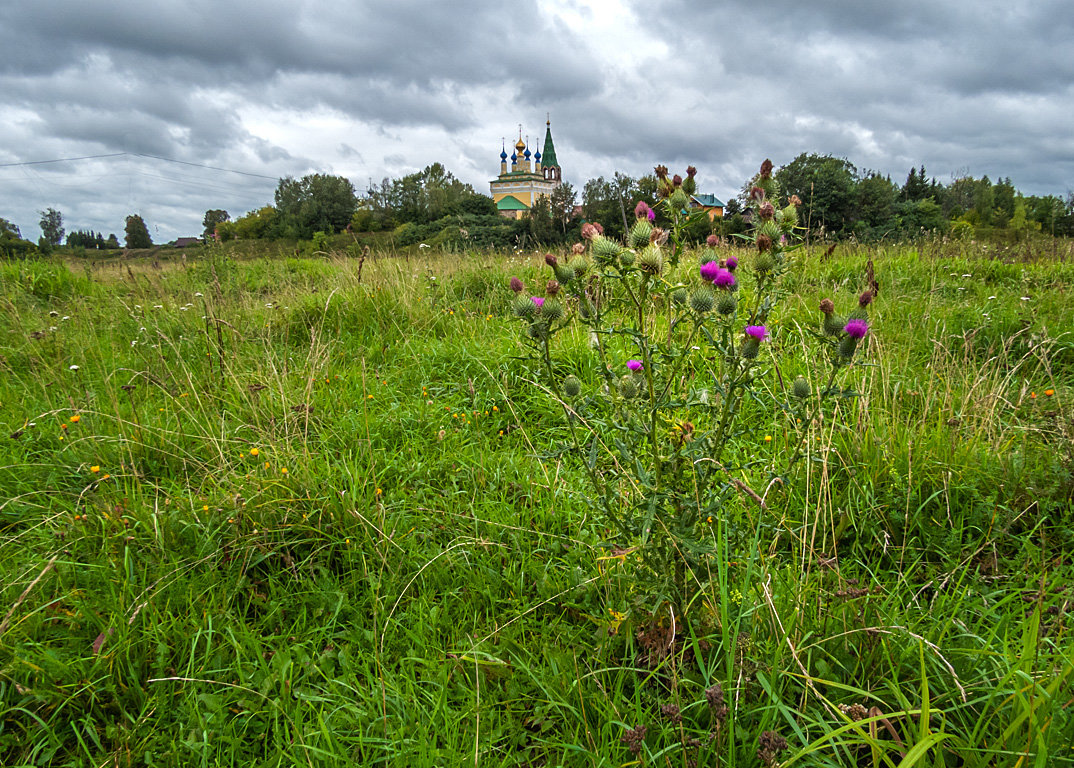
[0,152,127,168]
[130,153,278,181]
[133,171,245,195]
[0,151,278,181]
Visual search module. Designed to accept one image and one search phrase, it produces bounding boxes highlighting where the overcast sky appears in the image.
[2,0,1071,242]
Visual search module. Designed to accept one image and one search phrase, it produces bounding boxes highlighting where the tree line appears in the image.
[3,153,1072,260]
[1,208,157,258]
[741,154,1074,241]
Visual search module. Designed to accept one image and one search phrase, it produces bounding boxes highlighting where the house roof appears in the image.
[496,195,529,211]
[691,193,725,208]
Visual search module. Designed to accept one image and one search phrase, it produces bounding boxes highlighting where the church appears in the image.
[490,119,562,219]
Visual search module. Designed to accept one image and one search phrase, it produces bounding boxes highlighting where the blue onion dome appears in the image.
[534,149,542,161]
[511,152,517,163]
[523,147,531,159]
[500,148,508,160]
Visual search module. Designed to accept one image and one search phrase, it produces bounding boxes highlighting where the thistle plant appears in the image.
[509,161,873,610]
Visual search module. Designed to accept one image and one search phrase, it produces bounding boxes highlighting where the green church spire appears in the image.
[541,119,558,169]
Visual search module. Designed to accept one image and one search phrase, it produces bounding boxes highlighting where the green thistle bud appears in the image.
[513,295,536,319]
[619,249,636,267]
[838,334,859,360]
[571,257,590,280]
[759,220,781,241]
[669,188,689,211]
[847,306,869,322]
[754,251,775,273]
[741,338,761,360]
[592,236,621,265]
[822,313,845,337]
[781,203,798,228]
[638,245,663,275]
[563,375,582,398]
[526,321,546,340]
[716,292,737,316]
[690,285,716,314]
[671,287,687,306]
[793,376,810,399]
[553,263,574,285]
[542,299,564,322]
[618,375,639,399]
[628,220,653,250]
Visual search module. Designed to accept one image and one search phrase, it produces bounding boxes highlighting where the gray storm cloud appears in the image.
[1,0,1070,240]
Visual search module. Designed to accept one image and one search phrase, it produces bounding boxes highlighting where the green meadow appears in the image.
[1,239,1072,766]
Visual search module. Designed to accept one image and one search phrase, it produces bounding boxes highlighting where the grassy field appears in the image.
[1,238,1072,767]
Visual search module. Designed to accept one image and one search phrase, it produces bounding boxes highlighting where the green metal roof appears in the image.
[541,122,558,168]
[691,193,725,208]
[496,195,529,211]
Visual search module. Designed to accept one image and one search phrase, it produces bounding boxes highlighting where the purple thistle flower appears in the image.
[627,359,643,372]
[647,208,655,222]
[725,256,738,272]
[531,296,545,309]
[700,261,721,282]
[713,269,736,289]
[634,200,651,219]
[844,318,869,339]
[745,325,768,341]
[509,276,524,293]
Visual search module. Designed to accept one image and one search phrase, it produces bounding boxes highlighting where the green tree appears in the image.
[455,194,497,217]
[581,174,648,239]
[1010,197,1030,238]
[775,153,858,236]
[39,208,64,246]
[526,195,556,244]
[1,217,34,259]
[942,175,977,219]
[224,207,278,240]
[857,172,898,232]
[275,174,357,239]
[125,214,152,249]
[896,199,948,235]
[992,177,1015,226]
[549,181,577,236]
[902,165,931,201]
[366,164,488,227]
[67,229,106,249]
[973,176,994,226]
[202,209,230,239]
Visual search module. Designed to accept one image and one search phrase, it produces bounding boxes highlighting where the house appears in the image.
[689,193,725,221]
[490,119,562,219]
[173,237,202,247]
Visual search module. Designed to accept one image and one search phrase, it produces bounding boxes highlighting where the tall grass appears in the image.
[0,241,1070,766]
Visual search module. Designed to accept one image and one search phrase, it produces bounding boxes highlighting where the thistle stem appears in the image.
[540,334,630,540]
[783,364,840,477]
